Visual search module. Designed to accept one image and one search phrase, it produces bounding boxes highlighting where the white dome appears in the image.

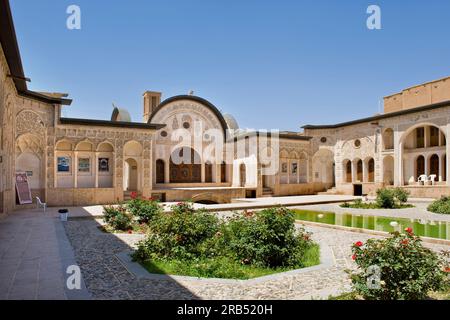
[223,113,239,130]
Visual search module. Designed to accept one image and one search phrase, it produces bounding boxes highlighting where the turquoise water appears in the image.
[293,210,450,241]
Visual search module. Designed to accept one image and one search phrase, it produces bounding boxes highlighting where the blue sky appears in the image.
[10,0,450,131]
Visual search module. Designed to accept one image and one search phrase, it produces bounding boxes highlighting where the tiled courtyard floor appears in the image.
[0,209,89,300]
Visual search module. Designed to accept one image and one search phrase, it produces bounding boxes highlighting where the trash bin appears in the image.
[59,209,69,222]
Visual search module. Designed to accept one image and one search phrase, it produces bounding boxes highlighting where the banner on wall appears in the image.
[15,172,33,205]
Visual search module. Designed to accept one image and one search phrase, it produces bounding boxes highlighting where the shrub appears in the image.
[127,197,163,223]
[350,229,448,300]
[375,188,410,209]
[134,202,220,260]
[375,188,396,209]
[393,187,409,204]
[103,205,133,231]
[428,197,450,214]
[224,207,314,268]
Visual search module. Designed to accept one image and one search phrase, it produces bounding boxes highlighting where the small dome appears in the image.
[111,107,131,122]
[223,113,239,130]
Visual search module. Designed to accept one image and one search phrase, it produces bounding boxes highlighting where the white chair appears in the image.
[36,197,47,212]
[429,174,437,185]
[418,175,428,185]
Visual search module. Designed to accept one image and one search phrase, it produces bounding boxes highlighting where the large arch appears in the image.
[400,123,447,185]
[312,149,334,186]
[123,141,143,191]
[148,95,230,140]
[383,155,394,186]
[382,128,394,150]
[343,159,352,183]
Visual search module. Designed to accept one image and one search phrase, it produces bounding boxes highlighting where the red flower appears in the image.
[130,192,138,200]
[405,227,413,234]
[355,241,363,247]
[128,230,133,234]
[352,254,357,261]
[401,239,409,245]
[444,267,450,273]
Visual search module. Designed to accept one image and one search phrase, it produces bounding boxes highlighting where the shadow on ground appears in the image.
[63,208,199,300]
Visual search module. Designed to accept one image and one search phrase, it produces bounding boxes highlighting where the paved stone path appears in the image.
[0,209,90,300]
[64,217,450,300]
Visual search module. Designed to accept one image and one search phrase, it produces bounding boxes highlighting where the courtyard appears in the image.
[1,195,449,300]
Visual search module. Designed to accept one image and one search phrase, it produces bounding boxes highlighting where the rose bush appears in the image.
[350,229,448,300]
[223,207,315,268]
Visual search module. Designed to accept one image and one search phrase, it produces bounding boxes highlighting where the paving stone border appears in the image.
[115,240,334,285]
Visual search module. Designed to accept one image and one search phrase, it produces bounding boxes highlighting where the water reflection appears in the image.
[294,211,450,240]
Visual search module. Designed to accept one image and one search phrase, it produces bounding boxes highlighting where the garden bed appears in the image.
[139,244,320,280]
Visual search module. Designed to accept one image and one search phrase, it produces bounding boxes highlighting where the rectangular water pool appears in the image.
[293,210,450,241]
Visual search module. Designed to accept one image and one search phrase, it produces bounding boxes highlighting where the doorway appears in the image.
[124,158,138,191]
[353,184,363,196]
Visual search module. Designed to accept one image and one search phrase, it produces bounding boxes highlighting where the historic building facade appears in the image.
[1,0,450,215]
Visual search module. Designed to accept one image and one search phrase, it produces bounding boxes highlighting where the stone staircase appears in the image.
[262,187,274,197]
[317,187,339,195]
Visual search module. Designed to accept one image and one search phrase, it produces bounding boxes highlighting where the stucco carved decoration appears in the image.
[16,133,43,157]
[16,110,45,138]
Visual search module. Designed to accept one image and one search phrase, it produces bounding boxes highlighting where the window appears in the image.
[156,159,165,184]
[416,128,424,148]
[416,155,425,178]
[281,162,288,173]
[354,140,361,148]
[78,158,90,173]
[345,161,352,183]
[57,157,71,173]
[291,162,298,175]
[430,127,439,147]
[98,158,110,172]
[368,158,375,182]
[205,162,213,183]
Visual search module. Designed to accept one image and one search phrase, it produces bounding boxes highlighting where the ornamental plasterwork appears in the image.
[15,133,43,156]
[15,110,45,138]
[151,102,223,134]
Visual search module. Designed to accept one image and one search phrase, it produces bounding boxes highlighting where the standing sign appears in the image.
[15,172,32,205]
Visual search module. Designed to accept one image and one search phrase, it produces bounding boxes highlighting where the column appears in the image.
[424,126,429,148]
[352,160,357,183]
[94,152,99,188]
[439,154,443,182]
[447,124,450,185]
[73,151,78,188]
[201,163,205,183]
[164,161,170,183]
[215,164,221,183]
[424,155,429,177]
[362,160,368,183]
[393,129,402,186]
